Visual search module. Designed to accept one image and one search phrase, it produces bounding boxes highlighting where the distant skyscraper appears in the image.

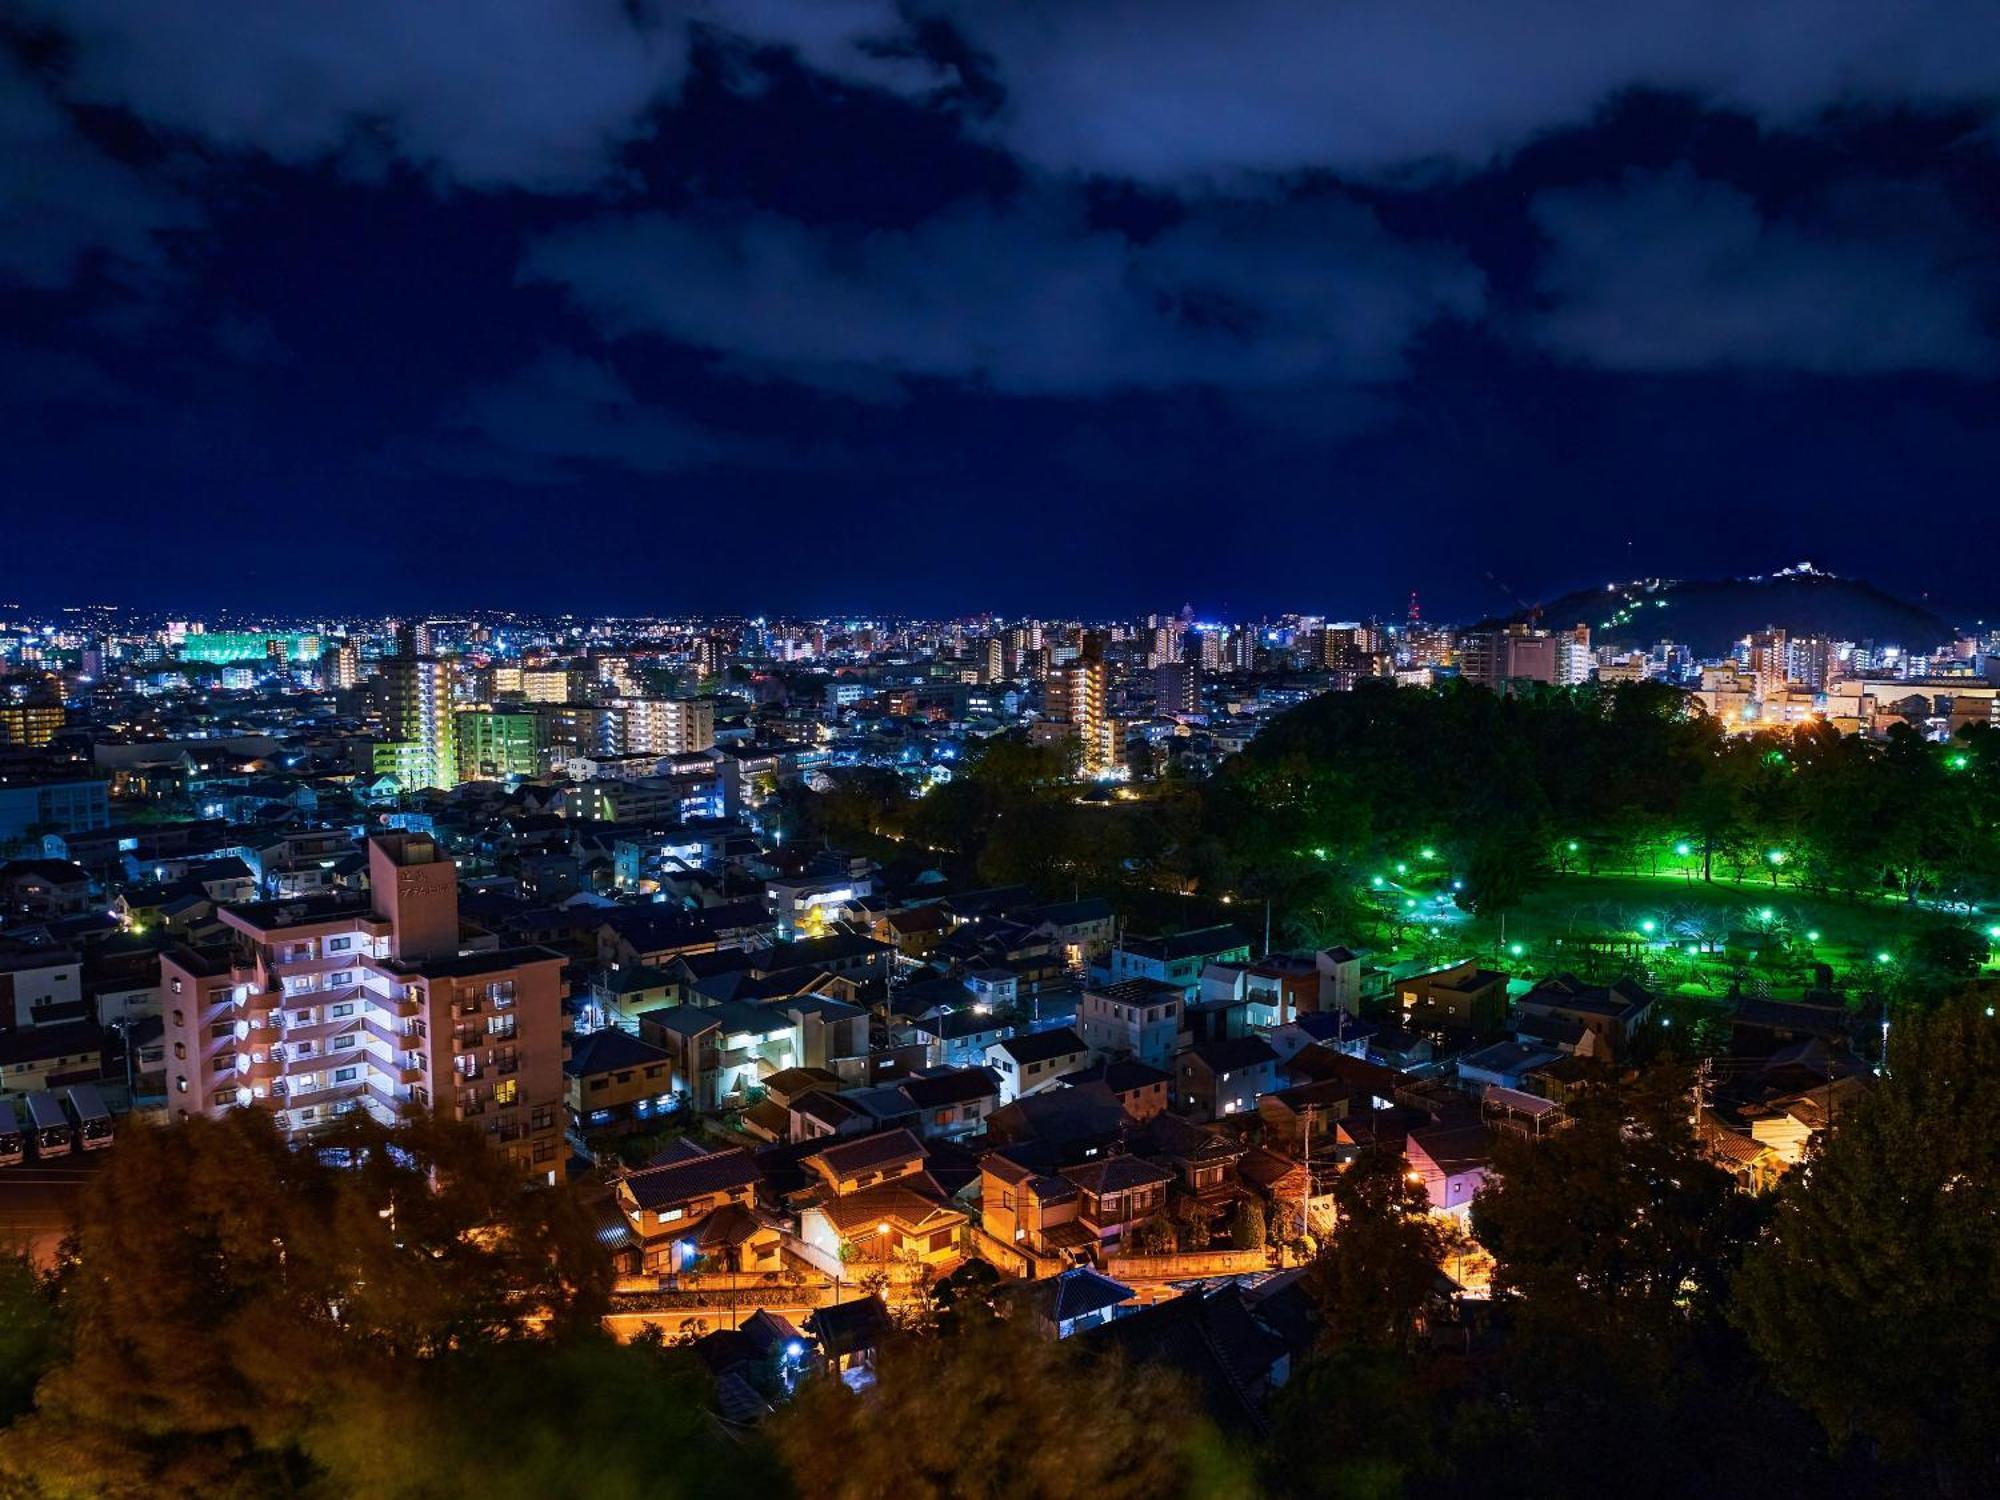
[384,654,458,790]
[1047,658,1114,772]
[1156,661,1200,716]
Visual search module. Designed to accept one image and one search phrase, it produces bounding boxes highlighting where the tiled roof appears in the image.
[807,1127,925,1178]
[622,1144,761,1210]
[994,1026,1086,1066]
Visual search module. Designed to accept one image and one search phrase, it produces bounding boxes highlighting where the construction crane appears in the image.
[1485,571,1543,626]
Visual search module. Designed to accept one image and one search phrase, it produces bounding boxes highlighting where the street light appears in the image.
[1639,918,1657,935]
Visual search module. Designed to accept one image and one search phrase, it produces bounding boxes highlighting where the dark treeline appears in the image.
[2,994,1994,1498]
[783,681,2000,952]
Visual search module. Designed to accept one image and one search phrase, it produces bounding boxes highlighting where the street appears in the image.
[0,1154,105,1268]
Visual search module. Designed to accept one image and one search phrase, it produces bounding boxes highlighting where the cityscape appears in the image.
[7,5,2000,1500]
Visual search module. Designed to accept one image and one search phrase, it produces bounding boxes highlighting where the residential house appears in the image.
[1110,925,1253,999]
[1395,961,1509,1039]
[1057,1057,1171,1121]
[1178,1035,1279,1121]
[614,1142,780,1275]
[987,1026,1089,1105]
[1515,975,1655,1061]
[1404,1106,1494,1217]
[565,1026,676,1136]
[1076,977,1184,1070]
[899,1066,1000,1140]
[909,1008,1012,1070]
[639,999,798,1111]
[1062,1153,1175,1248]
[1002,1265,1135,1338]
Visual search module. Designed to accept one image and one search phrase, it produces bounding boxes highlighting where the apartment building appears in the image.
[1077,978,1185,1071]
[159,832,567,1180]
[382,654,458,790]
[614,697,716,756]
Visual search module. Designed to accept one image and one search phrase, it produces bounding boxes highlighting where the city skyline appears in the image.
[6,8,2000,616]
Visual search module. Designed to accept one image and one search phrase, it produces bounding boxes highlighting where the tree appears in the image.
[771,1315,1252,1500]
[1471,1075,1756,1356]
[1465,1074,1773,1498]
[1734,989,2000,1491]
[0,1256,63,1427]
[0,1110,611,1499]
[1228,1199,1266,1252]
[1305,1144,1447,1351]
[304,1334,782,1500]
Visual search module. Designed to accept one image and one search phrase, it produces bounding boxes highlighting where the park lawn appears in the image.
[1363,870,1959,1007]
[1476,872,1925,961]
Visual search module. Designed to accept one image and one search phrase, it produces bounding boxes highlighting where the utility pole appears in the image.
[1298,1103,1314,1260]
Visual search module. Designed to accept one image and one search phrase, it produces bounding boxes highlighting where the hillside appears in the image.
[1488,565,1956,657]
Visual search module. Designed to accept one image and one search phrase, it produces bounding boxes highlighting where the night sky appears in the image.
[5,4,1999,620]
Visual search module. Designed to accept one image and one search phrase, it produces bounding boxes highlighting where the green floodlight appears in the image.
[1759,908,1774,923]
[1370,874,1384,888]
[1805,929,1821,943]
[1508,942,1525,958]
[1876,951,1893,965]
[1948,753,1970,770]
[1395,861,1408,875]
[1566,840,1579,852]
[1419,846,1437,860]
[1640,918,1657,935]
[1766,849,1786,865]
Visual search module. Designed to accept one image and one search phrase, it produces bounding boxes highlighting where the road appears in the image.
[0,1153,105,1267]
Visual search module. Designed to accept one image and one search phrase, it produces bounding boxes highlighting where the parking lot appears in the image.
[0,1151,106,1268]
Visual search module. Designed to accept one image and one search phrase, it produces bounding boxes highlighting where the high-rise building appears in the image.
[456,709,543,781]
[1156,661,1200,716]
[1555,625,1594,686]
[1748,628,1789,701]
[520,666,571,703]
[322,639,359,690]
[1047,658,1114,773]
[0,704,64,748]
[159,833,567,1179]
[1459,626,1557,689]
[1786,635,1833,691]
[615,697,715,757]
[383,655,458,790]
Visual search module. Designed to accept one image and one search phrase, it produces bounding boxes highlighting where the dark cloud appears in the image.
[0,51,190,285]
[409,350,731,484]
[28,0,684,190]
[1530,166,1996,375]
[524,191,1482,396]
[907,1,2000,184]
